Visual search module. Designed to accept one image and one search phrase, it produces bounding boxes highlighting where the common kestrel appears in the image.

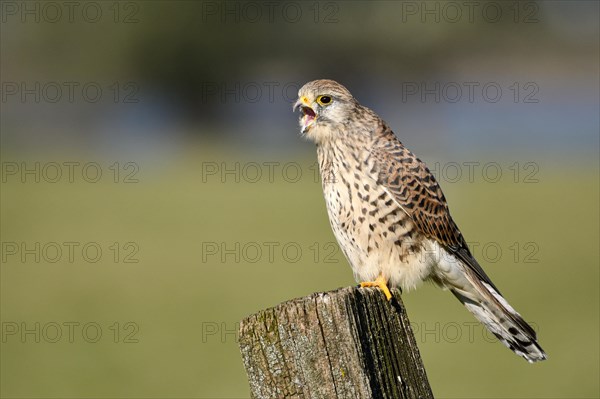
[293,79,546,363]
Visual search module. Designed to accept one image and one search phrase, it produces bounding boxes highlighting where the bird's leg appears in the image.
[360,275,392,301]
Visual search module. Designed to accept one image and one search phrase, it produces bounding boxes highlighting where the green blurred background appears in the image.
[1,1,598,398]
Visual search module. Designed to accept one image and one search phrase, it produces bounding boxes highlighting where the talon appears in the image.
[360,275,393,301]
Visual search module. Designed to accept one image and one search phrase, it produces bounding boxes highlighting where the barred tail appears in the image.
[450,271,547,363]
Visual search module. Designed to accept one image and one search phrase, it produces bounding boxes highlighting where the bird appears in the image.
[293,79,546,363]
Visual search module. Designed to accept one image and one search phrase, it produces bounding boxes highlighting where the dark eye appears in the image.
[317,95,332,105]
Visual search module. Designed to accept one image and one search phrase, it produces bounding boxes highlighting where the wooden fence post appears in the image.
[238,286,434,399]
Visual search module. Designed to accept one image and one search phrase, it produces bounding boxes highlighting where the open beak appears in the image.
[293,96,316,134]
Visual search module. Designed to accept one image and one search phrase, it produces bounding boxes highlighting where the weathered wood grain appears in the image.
[239,286,433,399]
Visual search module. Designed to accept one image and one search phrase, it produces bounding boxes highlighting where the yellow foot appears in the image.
[360,276,392,301]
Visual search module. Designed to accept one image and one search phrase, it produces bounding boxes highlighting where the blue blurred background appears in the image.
[1,1,598,398]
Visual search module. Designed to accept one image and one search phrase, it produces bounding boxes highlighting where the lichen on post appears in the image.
[238,286,433,399]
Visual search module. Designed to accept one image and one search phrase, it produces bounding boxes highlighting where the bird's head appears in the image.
[293,79,358,143]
